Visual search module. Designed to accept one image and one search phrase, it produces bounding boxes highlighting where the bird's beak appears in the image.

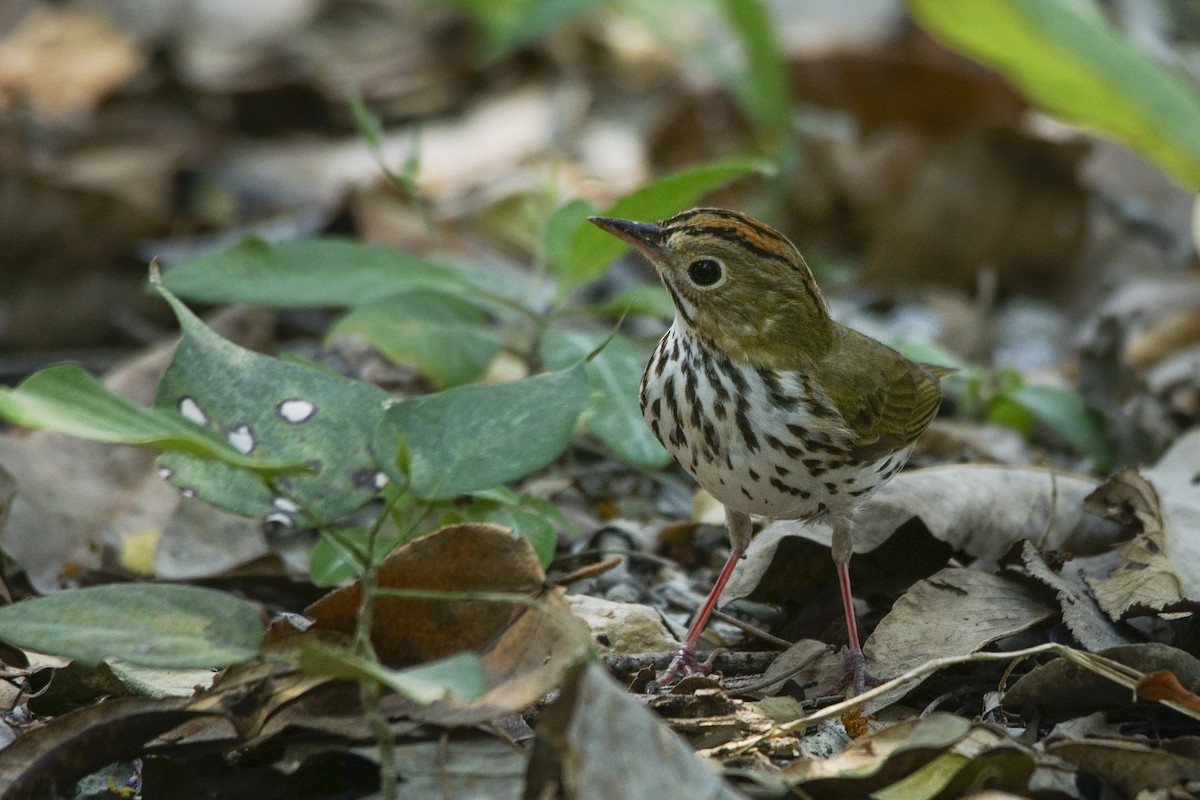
[588,216,666,259]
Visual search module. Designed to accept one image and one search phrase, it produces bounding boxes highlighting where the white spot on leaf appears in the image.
[277,399,316,423]
[157,466,173,480]
[265,512,293,528]
[226,424,256,454]
[180,488,196,498]
[179,397,209,426]
[373,472,389,490]
[272,496,300,514]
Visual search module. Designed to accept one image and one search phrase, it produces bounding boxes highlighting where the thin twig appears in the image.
[699,642,1200,759]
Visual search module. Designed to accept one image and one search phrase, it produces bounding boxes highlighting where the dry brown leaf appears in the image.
[307,523,588,726]
[1136,670,1200,712]
[864,567,1057,681]
[307,523,545,667]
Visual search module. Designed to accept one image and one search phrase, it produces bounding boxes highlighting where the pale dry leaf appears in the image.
[1141,428,1200,599]
[1082,467,1183,619]
[0,6,143,118]
[864,567,1057,680]
[727,464,1119,605]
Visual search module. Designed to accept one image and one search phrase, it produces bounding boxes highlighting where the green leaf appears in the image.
[162,237,526,311]
[0,584,262,669]
[564,157,774,287]
[373,364,589,500]
[906,0,1200,189]
[300,647,485,703]
[447,0,602,57]
[543,197,599,280]
[349,96,385,151]
[585,284,675,320]
[540,330,670,468]
[329,289,503,388]
[717,0,790,139]
[0,364,298,474]
[1005,385,1113,468]
[154,284,393,523]
[309,527,404,587]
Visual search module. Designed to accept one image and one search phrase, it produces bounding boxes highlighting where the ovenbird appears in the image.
[590,208,945,692]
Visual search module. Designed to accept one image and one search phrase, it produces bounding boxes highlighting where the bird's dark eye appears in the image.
[687,258,723,287]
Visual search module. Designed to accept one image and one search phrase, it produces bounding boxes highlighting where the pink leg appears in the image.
[651,509,753,690]
[831,517,883,695]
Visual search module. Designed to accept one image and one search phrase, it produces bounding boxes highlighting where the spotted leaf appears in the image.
[153,284,392,524]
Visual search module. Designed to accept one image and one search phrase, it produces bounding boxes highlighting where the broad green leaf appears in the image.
[906,0,1200,189]
[373,364,589,500]
[541,329,670,468]
[329,289,503,388]
[543,198,598,281]
[717,0,790,139]
[162,237,528,311]
[0,584,262,668]
[587,284,675,320]
[564,157,774,287]
[309,527,404,587]
[300,647,485,703]
[1006,385,1113,468]
[154,285,393,523]
[0,364,297,474]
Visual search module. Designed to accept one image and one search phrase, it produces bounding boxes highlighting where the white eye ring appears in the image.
[686,257,725,288]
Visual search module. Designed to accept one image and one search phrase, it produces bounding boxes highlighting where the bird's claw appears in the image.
[645,645,724,692]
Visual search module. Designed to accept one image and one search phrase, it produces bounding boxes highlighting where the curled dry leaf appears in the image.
[1136,669,1200,712]
[1084,429,1200,618]
[306,523,588,726]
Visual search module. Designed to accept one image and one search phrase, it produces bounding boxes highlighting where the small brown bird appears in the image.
[590,208,946,692]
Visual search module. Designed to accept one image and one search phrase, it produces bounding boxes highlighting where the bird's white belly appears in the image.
[641,327,911,520]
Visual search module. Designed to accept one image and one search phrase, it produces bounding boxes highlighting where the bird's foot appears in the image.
[834,648,885,697]
[645,644,723,692]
